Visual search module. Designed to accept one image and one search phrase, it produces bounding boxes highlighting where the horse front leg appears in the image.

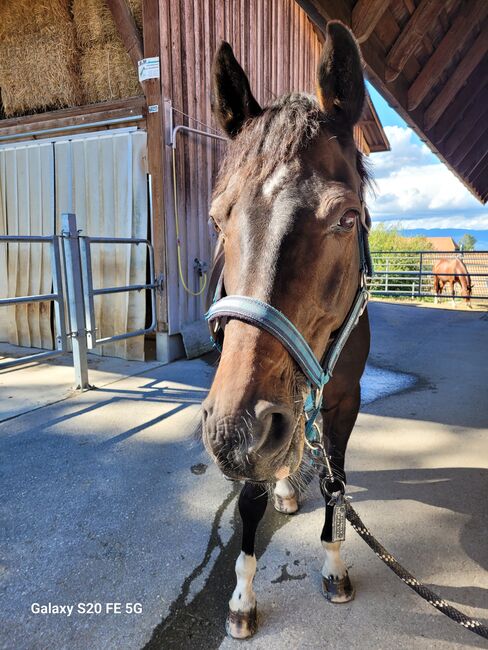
[273,477,299,513]
[227,481,267,639]
[319,389,359,603]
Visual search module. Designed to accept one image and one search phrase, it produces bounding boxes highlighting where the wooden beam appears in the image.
[424,29,488,131]
[408,0,488,110]
[294,0,350,30]
[142,0,168,329]
[0,97,145,139]
[442,100,488,163]
[352,0,391,44]
[385,0,444,83]
[467,151,488,192]
[458,137,488,180]
[452,120,488,171]
[428,64,487,143]
[105,0,144,71]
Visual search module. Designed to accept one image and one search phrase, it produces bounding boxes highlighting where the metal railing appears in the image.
[368,250,488,300]
[1,213,158,388]
[79,234,157,348]
[0,234,67,369]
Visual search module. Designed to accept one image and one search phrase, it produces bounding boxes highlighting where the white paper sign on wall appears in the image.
[138,57,160,82]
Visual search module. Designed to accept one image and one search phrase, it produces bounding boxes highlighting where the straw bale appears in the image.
[80,41,140,104]
[72,0,118,48]
[0,0,72,38]
[72,0,143,47]
[128,0,143,33]
[0,0,82,116]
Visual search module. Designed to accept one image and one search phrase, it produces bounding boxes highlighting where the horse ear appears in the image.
[317,21,365,130]
[211,42,262,138]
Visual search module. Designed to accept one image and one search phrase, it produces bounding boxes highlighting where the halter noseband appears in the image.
[205,213,372,444]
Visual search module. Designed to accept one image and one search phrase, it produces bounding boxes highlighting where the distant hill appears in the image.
[399,229,488,251]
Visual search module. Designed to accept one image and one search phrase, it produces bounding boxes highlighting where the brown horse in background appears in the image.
[433,257,472,307]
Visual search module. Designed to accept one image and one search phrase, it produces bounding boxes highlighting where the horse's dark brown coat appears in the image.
[202,21,370,486]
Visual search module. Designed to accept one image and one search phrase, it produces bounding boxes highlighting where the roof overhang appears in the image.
[296,0,488,203]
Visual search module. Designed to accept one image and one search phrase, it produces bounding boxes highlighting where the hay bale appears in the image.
[73,0,143,104]
[0,0,82,116]
[80,42,140,104]
[0,0,72,36]
[128,0,143,33]
[72,0,142,46]
[71,0,118,47]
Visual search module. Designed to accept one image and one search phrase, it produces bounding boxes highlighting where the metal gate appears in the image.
[0,213,158,388]
[0,233,67,368]
[368,250,488,301]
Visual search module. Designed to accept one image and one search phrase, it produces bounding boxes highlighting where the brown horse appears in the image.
[433,257,472,307]
[202,22,370,638]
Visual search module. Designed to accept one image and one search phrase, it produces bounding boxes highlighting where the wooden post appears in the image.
[142,0,168,331]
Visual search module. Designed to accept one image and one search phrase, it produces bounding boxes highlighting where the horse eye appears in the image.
[338,210,358,230]
[209,216,221,233]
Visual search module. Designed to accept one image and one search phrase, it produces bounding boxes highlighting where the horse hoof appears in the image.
[226,606,258,639]
[273,493,299,514]
[322,572,355,603]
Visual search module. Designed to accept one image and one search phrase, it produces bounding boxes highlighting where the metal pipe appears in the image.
[51,237,67,352]
[171,124,227,148]
[0,115,144,143]
[372,271,488,277]
[0,349,64,370]
[86,236,150,245]
[370,291,487,299]
[92,282,156,296]
[0,235,53,243]
[62,213,90,390]
[0,293,58,306]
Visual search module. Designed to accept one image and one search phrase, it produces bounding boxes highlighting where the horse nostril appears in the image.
[270,412,288,443]
[254,401,294,451]
[201,402,213,426]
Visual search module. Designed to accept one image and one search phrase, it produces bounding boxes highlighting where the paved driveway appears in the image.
[0,303,487,649]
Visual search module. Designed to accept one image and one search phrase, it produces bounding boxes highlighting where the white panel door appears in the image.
[0,142,55,349]
[54,130,148,360]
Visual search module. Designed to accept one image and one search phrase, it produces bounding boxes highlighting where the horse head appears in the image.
[202,21,369,482]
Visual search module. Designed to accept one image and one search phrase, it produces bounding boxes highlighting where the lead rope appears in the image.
[345,503,488,639]
[309,435,488,640]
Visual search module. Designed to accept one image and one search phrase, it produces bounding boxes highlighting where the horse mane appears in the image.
[213,92,371,200]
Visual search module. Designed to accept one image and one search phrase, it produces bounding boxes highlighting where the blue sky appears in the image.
[366,82,488,232]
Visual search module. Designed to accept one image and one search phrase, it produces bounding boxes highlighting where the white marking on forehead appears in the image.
[262,164,290,198]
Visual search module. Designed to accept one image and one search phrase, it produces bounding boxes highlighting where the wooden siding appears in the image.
[160,0,337,335]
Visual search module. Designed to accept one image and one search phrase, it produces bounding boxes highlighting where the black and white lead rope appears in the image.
[345,503,488,640]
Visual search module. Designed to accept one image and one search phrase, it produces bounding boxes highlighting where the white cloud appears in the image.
[367,126,488,228]
[379,215,488,230]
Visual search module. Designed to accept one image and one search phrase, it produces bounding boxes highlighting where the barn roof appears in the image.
[359,92,391,153]
[297,0,488,204]
[425,236,458,251]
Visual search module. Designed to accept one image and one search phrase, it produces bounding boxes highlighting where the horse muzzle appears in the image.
[201,399,300,481]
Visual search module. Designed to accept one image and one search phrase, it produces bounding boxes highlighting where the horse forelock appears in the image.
[212,92,371,204]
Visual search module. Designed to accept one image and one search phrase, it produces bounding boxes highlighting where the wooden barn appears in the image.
[4,1,484,365]
[0,0,389,363]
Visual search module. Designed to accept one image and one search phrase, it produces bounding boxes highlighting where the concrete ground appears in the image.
[0,302,487,650]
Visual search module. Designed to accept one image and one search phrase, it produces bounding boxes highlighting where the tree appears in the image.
[368,224,434,294]
[459,234,476,251]
[369,223,433,252]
